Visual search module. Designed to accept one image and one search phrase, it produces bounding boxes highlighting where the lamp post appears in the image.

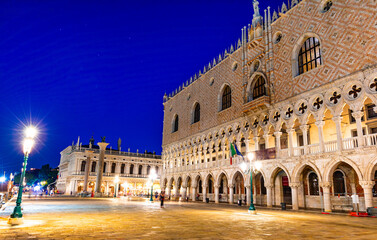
[149,169,157,202]
[114,176,119,198]
[8,126,37,225]
[240,152,261,214]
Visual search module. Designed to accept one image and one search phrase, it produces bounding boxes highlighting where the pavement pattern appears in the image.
[0,197,376,239]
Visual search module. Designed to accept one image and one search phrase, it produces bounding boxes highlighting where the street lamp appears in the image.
[8,126,37,225]
[149,169,157,202]
[240,152,261,214]
[114,176,119,198]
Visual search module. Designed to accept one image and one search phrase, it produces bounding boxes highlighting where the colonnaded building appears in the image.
[57,137,162,196]
[161,0,377,212]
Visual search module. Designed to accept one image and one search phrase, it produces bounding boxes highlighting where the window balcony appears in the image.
[242,95,271,113]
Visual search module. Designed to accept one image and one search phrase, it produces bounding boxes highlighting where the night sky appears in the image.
[0,0,281,175]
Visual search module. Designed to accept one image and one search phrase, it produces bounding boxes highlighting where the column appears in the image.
[167,184,172,199]
[228,184,234,204]
[315,121,325,152]
[246,185,251,205]
[245,139,251,155]
[290,182,300,210]
[83,150,93,192]
[191,186,197,202]
[287,128,295,156]
[202,184,207,202]
[360,181,375,209]
[181,184,187,201]
[300,125,309,154]
[332,116,343,151]
[266,184,273,207]
[95,142,109,195]
[263,134,270,149]
[174,185,180,200]
[214,185,220,203]
[203,148,208,168]
[253,137,260,151]
[274,132,282,158]
[352,110,365,147]
[321,182,332,212]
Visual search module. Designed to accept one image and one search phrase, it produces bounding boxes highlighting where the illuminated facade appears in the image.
[57,141,162,196]
[161,0,377,212]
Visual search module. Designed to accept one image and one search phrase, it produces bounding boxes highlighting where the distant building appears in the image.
[161,0,377,212]
[57,140,162,196]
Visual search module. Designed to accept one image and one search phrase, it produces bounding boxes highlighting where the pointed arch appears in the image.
[192,102,201,124]
[172,114,179,133]
[218,83,232,111]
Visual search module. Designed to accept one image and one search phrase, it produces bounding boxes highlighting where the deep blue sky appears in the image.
[0,0,281,175]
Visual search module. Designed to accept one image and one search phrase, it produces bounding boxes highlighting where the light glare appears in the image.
[25,126,37,138]
[23,138,34,154]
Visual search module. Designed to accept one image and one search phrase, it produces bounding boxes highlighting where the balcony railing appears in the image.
[71,171,152,179]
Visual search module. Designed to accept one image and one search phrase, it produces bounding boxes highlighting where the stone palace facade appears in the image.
[57,139,162,196]
[161,0,377,212]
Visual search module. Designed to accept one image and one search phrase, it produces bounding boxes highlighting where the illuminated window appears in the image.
[298,37,322,75]
[221,86,232,110]
[252,76,266,100]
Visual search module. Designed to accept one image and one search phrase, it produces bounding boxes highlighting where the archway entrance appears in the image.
[218,172,228,202]
[233,171,245,203]
[273,169,291,206]
[255,173,266,205]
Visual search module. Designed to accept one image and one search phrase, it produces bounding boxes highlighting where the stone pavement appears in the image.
[0,197,376,239]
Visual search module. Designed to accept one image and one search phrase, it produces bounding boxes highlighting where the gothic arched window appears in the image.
[198,180,203,193]
[130,164,134,174]
[155,166,159,174]
[333,171,346,196]
[138,165,143,175]
[80,161,86,172]
[298,37,322,75]
[147,165,151,175]
[221,85,232,110]
[120,164,125,174]
[193,103,200,123]
[111,163,116,173]
[252,76,266,100]
[172,115,179,133]
[308,172,319,195]
[91,162,96,173]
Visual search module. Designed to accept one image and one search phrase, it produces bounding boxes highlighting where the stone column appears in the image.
[167,185,172,199]
[287,128,295,156]
[263,134,270,149]
[274,132,282,158]
[191,186,197,202]
[202,184,207,203]
[290,182,300,210]
[332,116,343,151]
[321,182,332,212]
[83,150,93,192]
[315,121,325,152]
[181,184,187,200]
[174,186,180,200]
[253,137,260,151]
[214,185,220,203]
[266,184,273,207]
[360,181,375,209]
[300,125,309,154]
[228,184,234,204]
[246,185,251,205]
[245,139,251,155]
[352,110,365,147]
[95,142,109,195]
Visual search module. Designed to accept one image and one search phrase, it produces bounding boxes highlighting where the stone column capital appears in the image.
[287,128,295,134]
[319,181,332,188]
[299,125,309,132]
[214,184,220,189]
[351,110,364,119]
[274,131,282,138]
[315,120,325,128]
[332,115,343,123]
[359,181,375,189]
[253,137,260,142]
[228,184,235,188]
[97,142,109,151]
[289,182,301,188]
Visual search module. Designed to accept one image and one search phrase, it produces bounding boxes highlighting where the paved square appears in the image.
[0,197,376,239]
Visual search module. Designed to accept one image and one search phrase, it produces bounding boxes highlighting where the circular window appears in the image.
[320,0,333,13]
[232,61,238,72]
[273,31,282,44]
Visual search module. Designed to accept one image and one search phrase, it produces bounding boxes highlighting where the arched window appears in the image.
[155,166,159,174]
[147,165,151,175]
[252,76,266,100]
[138,165,143,175]
[373,170,377,197]
[91,162,97,173]
[260,176,266,195]
[308,172,319,195]
[120,164,125,174]
[198,180,203,193]
[80,161,86,172]
[130,164,134,174]
[193,103,200,123]
[221,85,232,110]
[298,37,322,75]
[172,115,179,133]
[103,162,107,173]
[111,163,116,173]
[333,171,346,196]
[219,179,224,194]
[208,179,213,194]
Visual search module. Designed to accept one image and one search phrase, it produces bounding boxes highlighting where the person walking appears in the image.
[160,191,165,208]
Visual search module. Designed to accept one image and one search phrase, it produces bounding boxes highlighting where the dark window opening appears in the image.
[298,37,322,75]
[193,103,200,123]
[81,161,86,172]
[221,86,232,110]
[309,172,319,195]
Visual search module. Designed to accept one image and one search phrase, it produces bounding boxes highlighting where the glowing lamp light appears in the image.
[0,176,6,183]
[240,162,247,172]
[149,169,157,180]
[23,138,34,154]
[33,185,41,191]
[114,175,119,184]
[247,152,255,161]
[25,126,37,138]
